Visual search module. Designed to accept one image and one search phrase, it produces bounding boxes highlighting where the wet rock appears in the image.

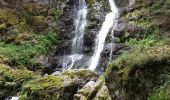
[47,0,109,72]
[97,43,130,72]
[115,0,129,8]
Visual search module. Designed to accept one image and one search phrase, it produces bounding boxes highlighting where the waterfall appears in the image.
[89,0,118,70]
[62,0,87,70]
[72,0,87,54]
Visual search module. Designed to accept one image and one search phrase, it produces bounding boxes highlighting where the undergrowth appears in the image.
[0,32,60,70]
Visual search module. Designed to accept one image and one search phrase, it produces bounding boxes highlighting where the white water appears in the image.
[62,0,87,70]
[72,0,87,54]
[10,97,19,100]
[89,0,118,70]
[62,54,83,70]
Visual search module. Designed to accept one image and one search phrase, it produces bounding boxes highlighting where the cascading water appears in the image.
[62,0,87,70]
[89,0,118,70]
[72,0,87,54]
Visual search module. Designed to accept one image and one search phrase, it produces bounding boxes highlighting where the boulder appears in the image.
[105,45,170,100]
[19,69,98,100]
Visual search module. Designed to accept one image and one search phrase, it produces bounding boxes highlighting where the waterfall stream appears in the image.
[62,0,87,70]
[89,0,118,70]
[72,0,87,54]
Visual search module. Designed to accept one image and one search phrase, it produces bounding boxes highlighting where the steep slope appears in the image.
[105,0,170,99]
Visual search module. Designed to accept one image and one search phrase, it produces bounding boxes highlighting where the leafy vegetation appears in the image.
[126,34,163,48]
[0,32,60,70]
[148,82,170,100]
[106,31,170,99]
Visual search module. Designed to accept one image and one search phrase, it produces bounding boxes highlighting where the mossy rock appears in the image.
[74,76,111,100]
[0,9,29,33]
[0,23,7,30]
[105,45,170,100]
[20,75,79,100]
[19,69,98,100]
[61,69,98,81]
[0,64,37,99]
[121,0,170,38]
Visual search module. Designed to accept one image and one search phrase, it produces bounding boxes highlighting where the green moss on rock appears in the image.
[62,69,98,80]
[20,75,74,100]
[0,64,37,99]
[105,44,170,100]
[19,69,98,100]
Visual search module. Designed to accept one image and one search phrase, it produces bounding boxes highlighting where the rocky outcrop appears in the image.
[74,77,112,100]
[105,0,170,99]
[0,64,37,99]
[19,69,98,100]
[105,45,170,100]
[0,64,99,100]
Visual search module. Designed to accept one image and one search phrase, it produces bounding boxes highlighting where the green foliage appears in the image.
[148,82,170,100]
[53,9,62,20]
[62,69,98,80]
[0,32,60,68]
[126,35,163,48]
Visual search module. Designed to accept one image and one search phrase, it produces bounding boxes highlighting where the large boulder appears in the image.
[74,77,112,100]
[105,45,170,100]
[19,69,98,100]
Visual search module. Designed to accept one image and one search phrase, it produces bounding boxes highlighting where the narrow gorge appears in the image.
[0,0,169,100]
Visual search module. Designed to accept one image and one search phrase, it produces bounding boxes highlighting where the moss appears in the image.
[0,64,37,99]
[106,1,170,98]
[122,0,170,38]
[105,43,170,99]
[19,69,97,100]
[0,9,29,33]
[0,23,7,30]
[20,75,78,100]
[87,0,94,6]
[62,69,98,80]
